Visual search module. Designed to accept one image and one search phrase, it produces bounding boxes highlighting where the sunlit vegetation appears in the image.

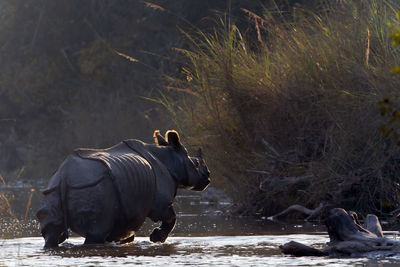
[169,0,400,216]
[380,11,400,143]
[0,174,38,237]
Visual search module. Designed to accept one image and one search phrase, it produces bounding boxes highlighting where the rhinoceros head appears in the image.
[186,148,211,191]
[154,130,210,191]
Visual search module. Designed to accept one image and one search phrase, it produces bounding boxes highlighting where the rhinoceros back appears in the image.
[75,141,156,225]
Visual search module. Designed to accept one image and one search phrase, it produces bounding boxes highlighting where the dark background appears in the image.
[0,0,315,182]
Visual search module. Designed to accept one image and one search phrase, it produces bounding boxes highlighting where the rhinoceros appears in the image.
[36,130,210,247]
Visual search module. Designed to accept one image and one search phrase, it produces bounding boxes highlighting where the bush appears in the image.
[169,0,400,216]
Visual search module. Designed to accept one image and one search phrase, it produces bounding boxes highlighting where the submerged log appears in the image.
[279,241,327,256]
[267,192,335,221]
[280,208,400,257]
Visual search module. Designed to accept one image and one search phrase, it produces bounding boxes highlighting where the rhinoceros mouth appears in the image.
[192,178,210,191]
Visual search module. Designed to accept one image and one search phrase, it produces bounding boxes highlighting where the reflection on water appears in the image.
[2,186,400,266]
[0,186,327,239]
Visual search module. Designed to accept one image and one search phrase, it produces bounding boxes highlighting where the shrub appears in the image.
[169,0,400,216]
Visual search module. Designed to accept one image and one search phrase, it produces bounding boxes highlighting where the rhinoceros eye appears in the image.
[193,158,200,168]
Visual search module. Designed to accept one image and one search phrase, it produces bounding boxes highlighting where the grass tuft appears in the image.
[168,0,400,216]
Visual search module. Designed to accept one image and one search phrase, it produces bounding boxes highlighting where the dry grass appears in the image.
[167,0,400,216]
[0,173,38,238]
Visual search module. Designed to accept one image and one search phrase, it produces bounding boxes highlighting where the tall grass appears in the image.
[169,0,400,216]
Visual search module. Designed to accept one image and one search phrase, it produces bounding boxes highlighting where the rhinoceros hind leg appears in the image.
[68,178,118,245]
[84,223,113,244]
[119,234,135,244]
[43,223,67,248]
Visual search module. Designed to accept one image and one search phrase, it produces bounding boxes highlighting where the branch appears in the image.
[267,202,332,221]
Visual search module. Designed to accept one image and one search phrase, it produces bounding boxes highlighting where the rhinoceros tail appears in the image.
[59,171,69,232]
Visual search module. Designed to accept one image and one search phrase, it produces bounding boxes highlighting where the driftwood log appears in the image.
[280,208,400,257]
[267,202,334,221]
[268,193,335,221]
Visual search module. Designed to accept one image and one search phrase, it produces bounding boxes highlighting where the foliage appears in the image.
[169,0,400,215]
[380,11,400,142]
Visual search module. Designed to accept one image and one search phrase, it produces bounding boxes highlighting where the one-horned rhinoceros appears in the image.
[36,130,210,247]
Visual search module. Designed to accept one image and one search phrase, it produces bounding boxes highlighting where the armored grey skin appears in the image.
[36,130,210,248]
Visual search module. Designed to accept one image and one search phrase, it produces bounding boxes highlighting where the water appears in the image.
[4,234,400,266]
[2,186,400,266]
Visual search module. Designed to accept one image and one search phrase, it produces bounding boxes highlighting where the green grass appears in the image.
[167,0,400,216]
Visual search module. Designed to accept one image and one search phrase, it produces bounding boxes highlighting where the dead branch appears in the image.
[363,214,383,238]
[267,202,332,221]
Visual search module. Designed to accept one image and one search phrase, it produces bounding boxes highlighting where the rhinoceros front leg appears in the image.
[150,207,176,243]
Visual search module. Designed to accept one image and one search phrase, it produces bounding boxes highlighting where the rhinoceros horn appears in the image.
[196,148,203,158]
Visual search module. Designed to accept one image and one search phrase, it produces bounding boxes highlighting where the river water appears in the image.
[2,185,400,266]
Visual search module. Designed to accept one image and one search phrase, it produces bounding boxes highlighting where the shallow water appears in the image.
[3,234,400,266]
[2,186,400,266]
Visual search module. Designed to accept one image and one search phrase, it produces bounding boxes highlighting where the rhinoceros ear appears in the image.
[166,130,181,149]
[153,130,168,146]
